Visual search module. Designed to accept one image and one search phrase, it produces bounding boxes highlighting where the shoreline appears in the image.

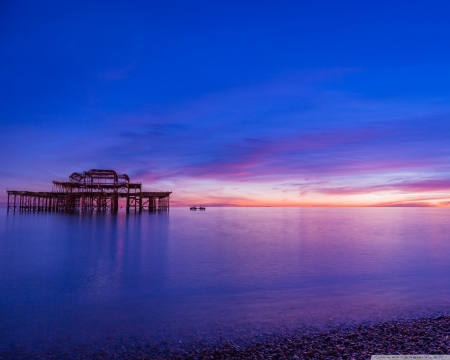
[3,315,450,359]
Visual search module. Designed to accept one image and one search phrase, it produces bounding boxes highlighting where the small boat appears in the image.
[199,206,206,210]
[190,206,197,210]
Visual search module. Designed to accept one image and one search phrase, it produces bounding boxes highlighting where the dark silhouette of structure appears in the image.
[6,169,171,213]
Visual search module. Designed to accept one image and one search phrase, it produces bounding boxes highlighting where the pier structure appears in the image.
[6,169,171,213]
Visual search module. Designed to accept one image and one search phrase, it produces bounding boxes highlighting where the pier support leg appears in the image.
[112,193,118,213]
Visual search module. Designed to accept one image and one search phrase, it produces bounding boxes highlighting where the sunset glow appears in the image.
[1,1,450,207]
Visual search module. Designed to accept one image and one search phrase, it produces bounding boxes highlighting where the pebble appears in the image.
[3,315,450,359]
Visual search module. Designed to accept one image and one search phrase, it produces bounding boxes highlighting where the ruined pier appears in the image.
[6,169,171,213]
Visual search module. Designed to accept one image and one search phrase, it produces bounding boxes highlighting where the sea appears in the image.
[1,207,450,353]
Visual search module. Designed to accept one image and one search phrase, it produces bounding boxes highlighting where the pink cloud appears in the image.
[371,201,434,207]
[316,179,450,196]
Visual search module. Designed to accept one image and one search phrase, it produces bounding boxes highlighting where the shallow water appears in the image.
[1,207,450,350]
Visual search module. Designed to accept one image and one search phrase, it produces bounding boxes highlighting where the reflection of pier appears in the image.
[6,169,171,213]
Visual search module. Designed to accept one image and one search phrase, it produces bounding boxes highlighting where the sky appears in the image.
[1,0,450,207]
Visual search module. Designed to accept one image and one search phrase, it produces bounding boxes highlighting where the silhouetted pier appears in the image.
[6,169,171,213]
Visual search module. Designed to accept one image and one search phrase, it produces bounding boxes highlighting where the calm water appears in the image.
[1,207,450,351]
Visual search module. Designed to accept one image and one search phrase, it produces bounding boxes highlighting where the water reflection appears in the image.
[1,208,450,350]
[113,211,124,286]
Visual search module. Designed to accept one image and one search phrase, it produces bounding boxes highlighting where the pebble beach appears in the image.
[3,315,450,359]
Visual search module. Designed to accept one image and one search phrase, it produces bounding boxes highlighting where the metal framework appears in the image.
[7,169,171,213]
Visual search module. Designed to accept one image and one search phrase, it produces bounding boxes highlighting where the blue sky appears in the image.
[1,0,450,206]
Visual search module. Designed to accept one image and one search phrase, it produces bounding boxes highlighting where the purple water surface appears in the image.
[1,207,450,350]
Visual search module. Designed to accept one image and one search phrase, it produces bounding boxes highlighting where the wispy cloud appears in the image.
[2,71,450,206]
[316,179,450,196]
[372,201,434,207]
